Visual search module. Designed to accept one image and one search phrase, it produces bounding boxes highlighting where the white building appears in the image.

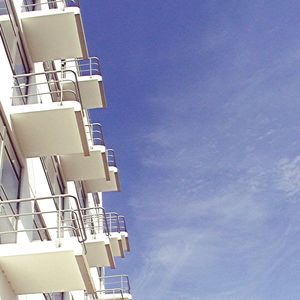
[0,1,132,299]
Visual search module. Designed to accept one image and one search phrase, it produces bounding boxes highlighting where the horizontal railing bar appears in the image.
[0,225,78,235]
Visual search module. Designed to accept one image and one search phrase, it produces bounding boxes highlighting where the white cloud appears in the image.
[276,156,300,197]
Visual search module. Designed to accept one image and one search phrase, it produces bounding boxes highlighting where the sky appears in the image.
[81,1,300,299]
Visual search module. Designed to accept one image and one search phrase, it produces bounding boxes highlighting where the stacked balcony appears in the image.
[84,149,121,193]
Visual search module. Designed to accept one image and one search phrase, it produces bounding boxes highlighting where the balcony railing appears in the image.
[98,275,131,296]
[21,0,80,11]
[107,149,117,167]
[106,212,127,233]
[0,194,87,245]
[12,70,83,107]
[118,215,127,233]
[86,123,105,146]
[64,57,102,77]
[81,206,110,237]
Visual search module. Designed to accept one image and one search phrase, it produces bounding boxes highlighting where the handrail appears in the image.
[107,149,117,167]
[64,57,102,77]
[80,206,110,237]
[21,0,80,10]
[98,275,131,295]
[0,194,87,244]
[12,70,83,108]
[85,123,105,146]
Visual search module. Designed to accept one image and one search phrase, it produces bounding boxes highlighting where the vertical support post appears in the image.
[57,195,62,247]
[121,275,124,293]
[60,59,66,105]
[89,57,92,76]
[109,214,112,233]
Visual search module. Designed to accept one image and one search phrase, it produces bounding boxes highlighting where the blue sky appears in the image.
[82,1,300,299]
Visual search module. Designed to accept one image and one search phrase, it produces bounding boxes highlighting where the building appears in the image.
[0,0,132,299]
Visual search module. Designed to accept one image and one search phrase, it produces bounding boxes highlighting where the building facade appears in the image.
[0,1,132,299]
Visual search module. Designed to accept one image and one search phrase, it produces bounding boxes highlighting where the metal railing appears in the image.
[105,212,127,233]
[21,0,80,11]
[64,57,102,77]
[11,70,83,107]
[118,215,127,233]
[81,207,110,237]
[107,149,117,167]
[0,194,87,245]
[85,123,105,146]
[97,275,131,296]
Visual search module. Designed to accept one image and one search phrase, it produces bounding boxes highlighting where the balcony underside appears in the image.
[60,145,109,181]
[84,167,120,193]
[10,101,89,157]
[21,7,88,62]
[97,293,132,300]
[62,75,106,109]
[0,241,94,294]
[110,232,124,258]
[85,234,115,268]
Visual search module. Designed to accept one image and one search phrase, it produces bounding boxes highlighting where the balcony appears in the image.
[62,57,107,109]
[0,195,95,295]
[91,275,132,300]
[20,0,88,62]
[10,71,89,158]
[82,207,115,269]
[84,149,120,193]
[106,213,130,258]
[60,123,110,181]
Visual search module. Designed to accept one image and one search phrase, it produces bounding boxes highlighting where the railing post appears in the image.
[121,275,124,292]
[109,214,112,232]
[56,196,62,247]
[60,59,66,106]
[89,58,92,76]
[62,0,67,9]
